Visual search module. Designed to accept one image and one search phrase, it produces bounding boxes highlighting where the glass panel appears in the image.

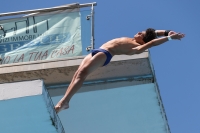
[80,10,92,55]
[50,82,169,133]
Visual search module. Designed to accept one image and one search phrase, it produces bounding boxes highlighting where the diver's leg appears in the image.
[55,52,106,113]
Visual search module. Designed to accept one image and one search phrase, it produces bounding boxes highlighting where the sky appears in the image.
[1,0,200,133]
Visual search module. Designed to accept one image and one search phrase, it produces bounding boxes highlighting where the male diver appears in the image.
[55,28,185,113]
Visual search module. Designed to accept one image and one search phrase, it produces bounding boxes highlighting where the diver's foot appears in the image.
[55,101,69,113]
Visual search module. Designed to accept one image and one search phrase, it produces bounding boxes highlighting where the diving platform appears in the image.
[0,51,170,133]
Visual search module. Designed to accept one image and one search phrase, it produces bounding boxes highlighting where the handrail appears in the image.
[0,2,97,17]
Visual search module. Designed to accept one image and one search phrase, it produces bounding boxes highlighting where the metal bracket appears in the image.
[0,25,6,37]
[86,46,92,51]
[86,15,91,20]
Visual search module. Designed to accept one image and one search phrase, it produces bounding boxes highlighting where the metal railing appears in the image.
[0,2,97,17]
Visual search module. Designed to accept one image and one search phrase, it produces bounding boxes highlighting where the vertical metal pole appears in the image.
[91,4,95,49]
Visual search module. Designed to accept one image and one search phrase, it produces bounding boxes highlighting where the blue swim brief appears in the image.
[91,48,112,66]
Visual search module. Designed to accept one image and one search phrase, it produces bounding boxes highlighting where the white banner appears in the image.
[0,9,82,64]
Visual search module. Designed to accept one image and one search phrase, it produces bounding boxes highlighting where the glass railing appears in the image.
[0,9,93,65]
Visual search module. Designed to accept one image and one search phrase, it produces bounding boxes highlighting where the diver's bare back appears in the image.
[100,37,140,56]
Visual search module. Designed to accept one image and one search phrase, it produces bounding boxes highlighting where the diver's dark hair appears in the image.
[143,28,157,43]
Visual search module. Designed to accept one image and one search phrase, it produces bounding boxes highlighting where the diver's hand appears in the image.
[168,31,177,35]
[170,33,185,40]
